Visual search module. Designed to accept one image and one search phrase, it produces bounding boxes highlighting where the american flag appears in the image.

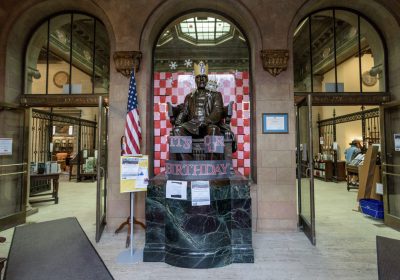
[124,70,141,155]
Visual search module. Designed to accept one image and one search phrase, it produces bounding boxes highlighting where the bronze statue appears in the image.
[173,61,234,142]
[170,61,236,160]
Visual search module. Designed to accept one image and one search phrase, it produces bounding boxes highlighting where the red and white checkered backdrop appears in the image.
[153,71,251,176]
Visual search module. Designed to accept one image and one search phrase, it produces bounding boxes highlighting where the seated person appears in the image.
[344,139,362,163]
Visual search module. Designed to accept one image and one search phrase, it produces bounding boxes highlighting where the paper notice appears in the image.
[166,180,187,200]
[191,181,210,206]
[0,138,12,155]
[376,183,384,195]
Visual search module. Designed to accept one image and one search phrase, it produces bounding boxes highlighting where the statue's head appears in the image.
[195,75,208,89]
[194,61,209,89]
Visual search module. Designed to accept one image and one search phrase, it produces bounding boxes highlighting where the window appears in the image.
[25,13,110,95]
[293,9,386,93]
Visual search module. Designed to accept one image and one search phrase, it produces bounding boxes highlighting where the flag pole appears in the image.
[130,192,134,256]
[116,68,144,264]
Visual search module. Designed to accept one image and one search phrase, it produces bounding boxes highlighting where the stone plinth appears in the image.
[143,171,254,268]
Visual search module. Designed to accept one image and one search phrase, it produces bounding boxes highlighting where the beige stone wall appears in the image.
[1,0,400,233]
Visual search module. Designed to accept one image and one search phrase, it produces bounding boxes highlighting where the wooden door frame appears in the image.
[380,101,400,230]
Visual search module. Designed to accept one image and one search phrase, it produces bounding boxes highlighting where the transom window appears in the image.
[294,9,386,93]
[25,13,110,95]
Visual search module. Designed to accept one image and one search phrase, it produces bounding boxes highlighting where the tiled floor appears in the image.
[1,177,399,279]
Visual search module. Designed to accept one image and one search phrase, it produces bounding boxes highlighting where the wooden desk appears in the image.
[30,173,60,204]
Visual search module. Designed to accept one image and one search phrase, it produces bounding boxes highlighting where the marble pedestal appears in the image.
[143,171,254,268]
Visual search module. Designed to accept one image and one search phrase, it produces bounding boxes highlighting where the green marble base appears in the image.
[143,172,254,268]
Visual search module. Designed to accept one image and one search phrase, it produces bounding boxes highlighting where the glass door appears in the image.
[381,104,400,230]
[0,103,28,230]
[296,94,316,245]
[96,96,108,242]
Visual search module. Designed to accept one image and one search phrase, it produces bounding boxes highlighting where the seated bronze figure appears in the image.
[168,61,236,160]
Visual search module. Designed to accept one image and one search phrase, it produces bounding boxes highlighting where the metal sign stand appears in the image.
[116,192,143,264]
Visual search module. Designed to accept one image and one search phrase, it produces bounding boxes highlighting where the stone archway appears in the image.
[0,0,115,103]
[138,0,262,169]
[288,0,400,100]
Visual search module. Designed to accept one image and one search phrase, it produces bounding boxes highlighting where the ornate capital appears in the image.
[113,51,142,77]
[260,49,289,77]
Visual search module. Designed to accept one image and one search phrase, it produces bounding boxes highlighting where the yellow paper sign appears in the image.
[120,155,149,193]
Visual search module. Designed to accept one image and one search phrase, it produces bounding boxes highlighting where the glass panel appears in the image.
[26,21,48,94]
[387,176,400,217]
[360,18,385,92]
[0,109,25,218]
[335,10,360,92]
[153,13,251,177]
[71,14,94,94]
[48,14,72,94]
[293,18,311,92]
[96,98,107,242]
[298,104,311,223]
[94,20,110,94]
[385,108,400,218]
[311,10,335,92]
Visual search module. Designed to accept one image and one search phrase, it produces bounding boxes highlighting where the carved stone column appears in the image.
[113,51,142,77]
[260,49,289,77]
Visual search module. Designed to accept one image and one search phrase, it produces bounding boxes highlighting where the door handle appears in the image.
[99,166,105,177]
[306,167,311,177]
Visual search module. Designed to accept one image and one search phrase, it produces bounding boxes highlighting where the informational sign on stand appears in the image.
[120,155,149,193]
[0,138,12,155]
[191,181,210,206]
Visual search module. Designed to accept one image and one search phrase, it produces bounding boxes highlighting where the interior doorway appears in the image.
[27,104,108,241]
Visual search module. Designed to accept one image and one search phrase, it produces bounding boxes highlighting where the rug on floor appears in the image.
[4,217,113,280]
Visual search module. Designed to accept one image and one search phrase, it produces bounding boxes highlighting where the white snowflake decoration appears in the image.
[169,61,178,70]
[184,59,193,68]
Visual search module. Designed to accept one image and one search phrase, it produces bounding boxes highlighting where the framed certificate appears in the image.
[262,113,288,134]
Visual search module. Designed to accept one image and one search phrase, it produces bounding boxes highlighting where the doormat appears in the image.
[4,217,113,280]
[377,235,400,280]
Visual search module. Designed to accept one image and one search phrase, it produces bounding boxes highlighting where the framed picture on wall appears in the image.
[262,113,288,134]
[53,125,74,136]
